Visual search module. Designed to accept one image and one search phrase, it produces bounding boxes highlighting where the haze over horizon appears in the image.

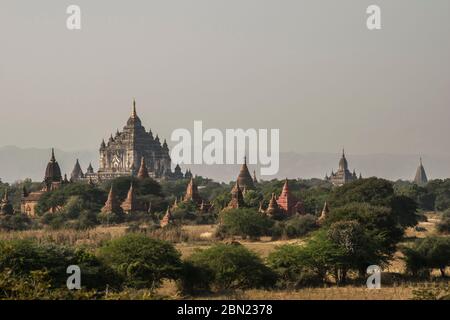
[1,1,450,157]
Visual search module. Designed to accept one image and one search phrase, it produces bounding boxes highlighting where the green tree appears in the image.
[98,234,182,290]
[267,244,316,288]
[325,202,404,252]
[219,208,274,240]
[36,183,107,215]
[186,243,275,291]
[403,236,450,277]
[243,190,263,208]
[0,239,118,289]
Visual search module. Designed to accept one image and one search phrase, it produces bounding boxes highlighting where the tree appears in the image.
[243,190,263,208]
[98,234,182,290]
[325,202,404,252]
[186,243,275,291]
[390,195,419,228]
[267,244,315,288]
[36,183,107,215]
[437,211,450,234]
[328,177,395,208]
[219,208,274,240]
[403,236,450,277]
[0,239,118,289]
[326,220,389,281]
[281,220,390,285]
[272,214,318,240]
[0,213,34,231]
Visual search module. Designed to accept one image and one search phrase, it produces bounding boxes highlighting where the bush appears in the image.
[0,214,34,231]
[219,208,274,240]
[0,239,117,289]
[40,212,67,229]
[403,236,450,277]
[185,243,276,291]
[98,211,124,225]
[437,213,450,234]
[98,234,182,290]
[272,214,318,240]
[325,202,403,253]
[267,245,320,288]
[36,183,107,215]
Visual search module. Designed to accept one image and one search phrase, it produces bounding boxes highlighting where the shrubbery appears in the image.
[182,243,276,292]
[0,214,34,231]
[267,244,320,288]
[98,234,182,290]
[0,239,118,289]
[271,214,318,240]
[436,210,450,234]
[402,236,450,277]
[217,208,274,240]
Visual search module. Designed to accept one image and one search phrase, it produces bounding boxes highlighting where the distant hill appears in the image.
[0,146,449,183]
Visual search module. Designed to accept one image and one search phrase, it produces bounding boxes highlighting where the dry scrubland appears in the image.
[0,212,448,300]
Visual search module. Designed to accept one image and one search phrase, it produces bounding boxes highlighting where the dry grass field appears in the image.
[0,211,448,300]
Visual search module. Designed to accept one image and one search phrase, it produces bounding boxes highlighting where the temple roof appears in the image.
[137,156,150,179]
[71,159,84,180]
[227,181,245,209]
[266,193,280,216]
[338,149,348,171]
[126,99,142,127]
[414,158,428,185]
[276,179,304,215]
[45,148,62,184]
[121,183,141,213]
[86,163,94,174]
[161,206,174,227]
[236,157,255,190]
[102,185,121,214]
[184,177,202,204]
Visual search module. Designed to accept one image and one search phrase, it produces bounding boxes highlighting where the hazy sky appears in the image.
[1,0,449,156]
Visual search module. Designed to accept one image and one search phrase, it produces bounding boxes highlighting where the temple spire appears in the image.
[132,98,137,118]
[236,155,255,190]
[414,157,428,185]
[137,156,150,179]
[51,148,56,162]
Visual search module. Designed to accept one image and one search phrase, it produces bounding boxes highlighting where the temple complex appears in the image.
[265,193,280,217]
[21,149,65,216]
[326,149,361,186]
[70,100,189,183]
[225,181,245,210]
[275,179,304,215]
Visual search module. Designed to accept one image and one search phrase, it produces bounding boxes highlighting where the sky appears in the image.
[1,0,449,156]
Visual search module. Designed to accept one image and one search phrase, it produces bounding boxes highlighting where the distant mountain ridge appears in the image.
[0,145,449,183]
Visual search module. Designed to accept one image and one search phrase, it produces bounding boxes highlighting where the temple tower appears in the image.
[413,158,428,185]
